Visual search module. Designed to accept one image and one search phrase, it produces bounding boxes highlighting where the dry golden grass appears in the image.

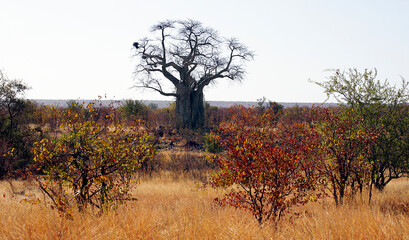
[1,176,409,239]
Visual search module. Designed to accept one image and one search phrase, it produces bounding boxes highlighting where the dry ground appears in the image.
[1,174,409,239]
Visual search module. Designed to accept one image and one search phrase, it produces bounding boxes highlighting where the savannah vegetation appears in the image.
[1,20,409,239]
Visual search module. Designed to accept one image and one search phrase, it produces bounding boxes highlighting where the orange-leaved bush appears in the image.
[209,106,321,224]
[32,102,156,216]
[312,107,378,205]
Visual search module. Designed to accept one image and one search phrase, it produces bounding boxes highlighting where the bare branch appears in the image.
[132,19,253,98]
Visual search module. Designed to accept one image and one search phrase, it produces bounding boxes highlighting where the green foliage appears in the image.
[120,99,144,119]
[256,97,283,115]
[0,70,35,178]
[0,71,30,138]
[66,100,82,112]
[314,68,408,106]
[269,101,284,115]
[148,103,158,110]
[120,99,149,121]
[314,68,409,192]
[32,102,156,215]
[204,133,221,153]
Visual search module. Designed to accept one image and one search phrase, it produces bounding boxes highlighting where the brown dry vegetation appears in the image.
[1,172,409,239]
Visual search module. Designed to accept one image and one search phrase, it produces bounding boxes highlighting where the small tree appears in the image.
[119,99,149,121]
[312,107,378,205]
[66,100,82,112]
[0,70,29,137]
[0,70,34,178]
[256,97,283,115]
[313,68,409,194]
[133,19,253,129]
[33,102,156,214]
[209,107,320,224]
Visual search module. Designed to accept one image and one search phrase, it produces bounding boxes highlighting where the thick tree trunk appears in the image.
[175,86,204,129]
[191,90,205,129]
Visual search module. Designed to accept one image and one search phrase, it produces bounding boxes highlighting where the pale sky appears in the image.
[1,0,408,102]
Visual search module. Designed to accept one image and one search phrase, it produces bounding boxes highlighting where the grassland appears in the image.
[1,170,409,240]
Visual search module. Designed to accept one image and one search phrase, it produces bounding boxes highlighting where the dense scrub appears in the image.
[2,68,409,234]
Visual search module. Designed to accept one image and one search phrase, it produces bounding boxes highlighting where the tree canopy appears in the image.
[314,68,409,195]
[132,19,253,128]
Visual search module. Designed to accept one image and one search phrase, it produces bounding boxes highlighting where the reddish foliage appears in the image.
[209,106,321,224]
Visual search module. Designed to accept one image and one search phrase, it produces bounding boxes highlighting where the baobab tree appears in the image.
[132,19,253,129]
